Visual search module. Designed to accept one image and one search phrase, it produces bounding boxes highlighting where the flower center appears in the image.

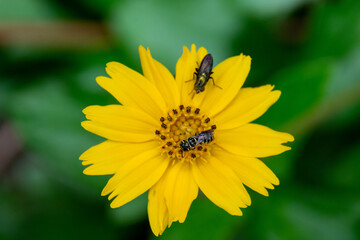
[155,105,216,162]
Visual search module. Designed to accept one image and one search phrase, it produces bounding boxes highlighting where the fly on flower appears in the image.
[187,53,222,94]
[179,130,214,152]
[80,45,294,236]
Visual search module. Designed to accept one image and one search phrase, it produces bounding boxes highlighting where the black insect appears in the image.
[187,54,222,94]
[179,130,214,152]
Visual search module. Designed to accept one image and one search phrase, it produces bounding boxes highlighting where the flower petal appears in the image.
[80,140,159,175]
[214,85,281,130]
[212,147,279,196]
[216,123,294,158]
[100,148,168,208]
[97,61,167,118]
[139,46,180,109]
[175,45,194,106]
[199,54,251,116]
[196,47,208,63]
[192,156,251,216]
[148,177,171,236]
[81,105,157,142]
[148,161,198,236]
[175,44,208,106]
[162,161,198,223]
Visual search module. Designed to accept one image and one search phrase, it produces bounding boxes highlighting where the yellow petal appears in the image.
[162,161,198,223]
[139,46,180,109]
[81,105,157,142]
[100,148,168,208]
[80,140,158,175]
[97,61,167,119]
[192,156,251,216]
[175,44,208,106]
[101,147,160,196]
[212,147,279,196]
[214,85,281,130]
[175,45,193,106]
[148,177,171,236]
[216,123,294,158]
[196,47,208,63]
[147,161,198,236]
[199,54,251,116]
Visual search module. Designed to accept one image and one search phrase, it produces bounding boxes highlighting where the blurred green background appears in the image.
[1,0,360,239]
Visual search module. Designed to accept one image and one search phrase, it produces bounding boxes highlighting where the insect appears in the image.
[180,130,214,152]
[187,54,222,94]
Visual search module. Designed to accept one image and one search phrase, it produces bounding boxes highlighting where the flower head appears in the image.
[80,45,294,236]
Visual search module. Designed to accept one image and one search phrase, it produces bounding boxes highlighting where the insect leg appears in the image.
[185,72,197,83]
[185,79,195,83]
[210,77,223,90]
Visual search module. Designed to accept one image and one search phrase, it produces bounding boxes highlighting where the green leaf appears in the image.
[304,0,360,59]
[0,189,22,239]
[0,81,11,119]
[7,80,105,192]
[107,192,147,225]
[256,58,331,132]
[235,0,308,18]
[76,0,121,17]
[258,46,360,135]
[0,151,119,240]
[0,0,58,20]
[326,47,360,99]
[246,186,359,240]
[109,0,242,72]
[327,143,360,189]
[154,197,244,240]
[254,48,360,180]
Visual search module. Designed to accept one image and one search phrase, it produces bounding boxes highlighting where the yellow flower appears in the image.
[80,45,294,236]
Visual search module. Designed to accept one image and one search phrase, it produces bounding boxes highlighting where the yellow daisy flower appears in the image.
[80,45,294,236]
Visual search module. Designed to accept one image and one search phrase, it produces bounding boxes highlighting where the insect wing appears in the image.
[198,54,213,75]
[197,131,214,144]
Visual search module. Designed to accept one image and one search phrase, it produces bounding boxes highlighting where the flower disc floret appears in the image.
[155,105,216,161]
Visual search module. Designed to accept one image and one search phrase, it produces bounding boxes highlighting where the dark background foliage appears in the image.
[0,0,359,239]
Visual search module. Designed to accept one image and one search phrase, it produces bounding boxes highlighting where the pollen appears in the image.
[155,105,215,162]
